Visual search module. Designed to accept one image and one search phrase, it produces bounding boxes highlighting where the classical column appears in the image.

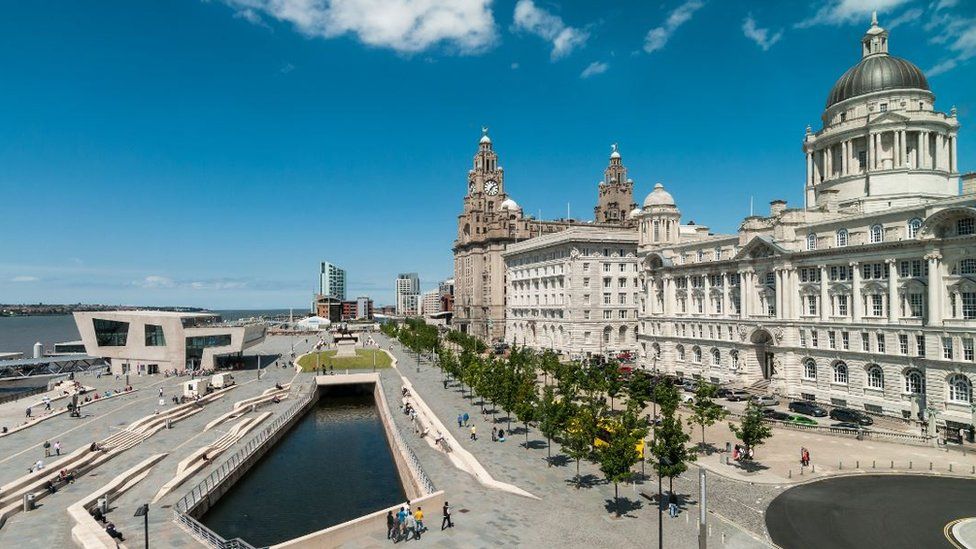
[926,252,942,327]
[703,274,711,315]
[721,273,730,318]
[887,259,899,323]
[868,132,876,170]
[899,130,908,168]
[935,134,943,170]
[892,131,899,168]
[740,271,751,317]
[790,268,801,320]
[951,135,958,172]
[775,269,784,320]
[819,265,829,321]
[840,141,847,176]
[807,152,814,186]
[917,131,924,169]
[851,261,863,322]
[662,276,672,316]
[824,147,831,179]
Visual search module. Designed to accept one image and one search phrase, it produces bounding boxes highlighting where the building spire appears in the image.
[871,10,878,27]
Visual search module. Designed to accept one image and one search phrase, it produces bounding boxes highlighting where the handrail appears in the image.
[173,383,316,547]
[386,410,436,495]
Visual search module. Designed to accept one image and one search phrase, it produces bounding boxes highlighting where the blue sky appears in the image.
[1,0,973,309]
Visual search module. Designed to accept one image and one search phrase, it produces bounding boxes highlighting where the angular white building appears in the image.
[636,16,975,432]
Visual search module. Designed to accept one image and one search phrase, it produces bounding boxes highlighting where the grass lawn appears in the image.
[298,349,392,372]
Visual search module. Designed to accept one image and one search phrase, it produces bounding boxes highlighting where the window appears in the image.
[879,103,888,112]
[653,343,662,359]
[905,370,924,394]
[692,346,702,364]
[676,344,685,362]
[145,324,166,347]
[837,295,849,316]
[917,335,926,357]
[828,331,836,349]
[899,334,909,355]
[603,310,612,320]
[710,348,721,367]
[583,310,591,320]
[603,293,611,305]
[964,293,976,320]
[619,263,627,273]
[964,339,974,361]
[93,318,129,347]
[603,263,611,273]
[948,374,972,403]
[958,218,975,236]
[866,365,884,389]
[871,294,884,317]
[836,229,848,247]
[808,295,818,316]
[582,262,590,272]
[730,350,739,370]
[833,362,849,384]
[943,337,954,360]
[861,332,870,351]
[618,293,626,305]
[603,278,612,288]
[870,224,884,243]
[799,330,807,347]
[842,331,850,350]
[618,277,628,287]
[907,218,922,239]
[697,250,704,262]
[907,294,924,317]
[811,331,819,347]
[618,310,627,319]
[876,333,885,353]
[804,360,817,380]
[185,334,232,349]
[807,234,817,250]
[961,259,976,275]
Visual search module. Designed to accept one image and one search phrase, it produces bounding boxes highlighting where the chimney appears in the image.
[962,172,976,196]
[769,199,787,217]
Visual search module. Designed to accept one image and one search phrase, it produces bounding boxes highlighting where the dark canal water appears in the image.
[201,389,407,546]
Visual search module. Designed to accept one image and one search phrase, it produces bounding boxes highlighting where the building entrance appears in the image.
[751,329,776,380]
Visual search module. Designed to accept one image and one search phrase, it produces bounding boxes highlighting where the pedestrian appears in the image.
[443,378,448,390]
[55,441,61,456]
[470,425,477,441]
[105,523,124,542]
[159,388,164,398]
[45,398,51,411]
[396,506,408,542]
[34,459,44,471]
[491,426,497,441]
[414,506,424,537]
[457,414,463,428]
[405,511,417,540]
[441,501,453,530]
[803,448,810,467]
[43,440,51,457]
[668,491,678,518]
[26,407,31,418]
[386,510,396,540]
[462,412,469,426]
[498,429,506,442]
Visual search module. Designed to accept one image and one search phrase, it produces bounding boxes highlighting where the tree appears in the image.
[537,385,570,465]
[603,363,624,411]
[686,383,728,453]
[514,378,538,449]
[564,404,596,488]
[625,371,654,411]
[650,379,695,495]
[729,401,773,458]
[596,411,643,517]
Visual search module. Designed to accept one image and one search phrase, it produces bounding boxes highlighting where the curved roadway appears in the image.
[766,475,976,549]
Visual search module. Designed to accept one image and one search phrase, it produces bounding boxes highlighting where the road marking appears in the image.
[944,518,967,549]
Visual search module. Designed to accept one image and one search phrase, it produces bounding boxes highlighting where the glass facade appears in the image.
[145,324,166,346]
[185,334,233,360]
[93,318,129,346]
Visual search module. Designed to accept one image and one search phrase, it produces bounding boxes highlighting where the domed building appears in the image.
[637,15,976,435]
[803,12,960,212]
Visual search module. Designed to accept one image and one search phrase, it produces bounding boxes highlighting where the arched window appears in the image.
[803,359,817,380]
[904,369,924,394]
[730,350,739,370]
[870,224,884,243]
[948,374,972,403]
[806,234,817,251]
[676,344,685,362]
[907,218,922,239]
[833,362,848,384]
[836,229,849,247]
[692,346,702,364]
[866,365,884,389]
[710,348,721,367]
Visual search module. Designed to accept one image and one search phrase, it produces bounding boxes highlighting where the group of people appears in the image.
[800,447,811,467]
[386,502,453,543]
[731,444,753,461]
[42,439,62,457]
[43,469,76,494]
[89,506,124,542]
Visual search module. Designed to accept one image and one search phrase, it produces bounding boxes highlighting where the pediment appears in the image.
[734,236,788,260]
[868,110,911,126]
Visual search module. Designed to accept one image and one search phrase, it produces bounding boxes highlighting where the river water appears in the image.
[201,389,407,546]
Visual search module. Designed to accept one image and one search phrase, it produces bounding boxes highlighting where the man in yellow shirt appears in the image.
[414,507,425,539]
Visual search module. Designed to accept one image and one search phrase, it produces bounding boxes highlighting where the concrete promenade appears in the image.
[0,334,316,549]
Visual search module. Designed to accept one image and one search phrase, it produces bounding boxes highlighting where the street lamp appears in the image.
[134,503,149,549]
[657,456,671,549]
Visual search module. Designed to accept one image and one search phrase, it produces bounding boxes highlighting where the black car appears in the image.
[762,409,791,421]
[788,401,828,417]
[831,422,865,430]
[828,407,874,426]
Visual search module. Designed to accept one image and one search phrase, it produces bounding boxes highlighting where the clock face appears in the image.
[484,180,499,196]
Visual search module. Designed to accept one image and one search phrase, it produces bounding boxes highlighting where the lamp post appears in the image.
[657,456,671,549]
[134,503,149,549]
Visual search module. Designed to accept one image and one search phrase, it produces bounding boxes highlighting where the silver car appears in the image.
[751,395,780,407]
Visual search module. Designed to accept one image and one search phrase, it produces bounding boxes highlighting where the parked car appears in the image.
[751,395,780,407]
[828,408,874,426]
[788,401,828,417]
[716,387,733,399]
[681,380,698,393]
[789,415,818,426]
[831,422,865,430]
[761,409,791,421]
[726,389,750,401]
[680,393,695,405]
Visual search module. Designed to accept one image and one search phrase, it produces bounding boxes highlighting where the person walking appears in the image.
[44,398,51,411]
[668,491,678,518]
[386,510,396,540]
[159,387,164,398]
[43,440,51,457]
[802,448,810,467]
[441,501,453,530]
[405,511,417,541]
[25,407,31,418]
[470,425,477,441]
[396,506,408,542]
[54,441,61,456]
[462,412,469,427]
[491,426,497,442]
[457,414,463,428]
[414,506,424,537]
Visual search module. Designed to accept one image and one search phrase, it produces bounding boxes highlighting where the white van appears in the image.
[212,373,235,389]
[183,378,209,398]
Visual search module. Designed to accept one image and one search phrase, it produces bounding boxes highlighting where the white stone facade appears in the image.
[636,17,976,430]
[504,227,639,359]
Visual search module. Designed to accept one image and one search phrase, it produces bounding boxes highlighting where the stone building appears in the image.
[636,16,975,430]
[503,227,639,360]
[452,129,637,342]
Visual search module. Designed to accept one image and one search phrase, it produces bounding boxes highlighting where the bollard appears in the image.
[800,466,804,475]
[910,460,913,469]
[839,461,843,470]
[686,513,690,524]
[930,461,933,471]
[891,460,894,469]
[722,532,726,545]
[23,493,34,512]
[789,469,792,479]
[872,460,876,469]
[950,463,954,472]
[856,460,859,469]
[709,525,712,537]
[812,464,815,473]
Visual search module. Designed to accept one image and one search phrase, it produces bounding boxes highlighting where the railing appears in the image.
[173,383,316,547]
[387,413,436,495]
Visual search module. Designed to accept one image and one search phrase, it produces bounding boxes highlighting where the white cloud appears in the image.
[580,61,608,78]
[135,275,248,291]
[643,0,705,54]
[234,7,270,29]
[138,275,177,289]
[742,15,783,50]
[511,62,519,69]
[280,62,296,74]
[927,19,976,75]
[512,0,588,60]
[886,7,923,29]
[796,0,912,28]
[10,276,39,283]
[222,0,496,54]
